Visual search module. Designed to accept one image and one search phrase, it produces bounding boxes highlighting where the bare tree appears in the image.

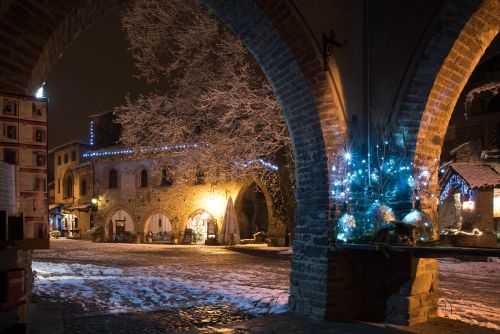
[116,0,296,238]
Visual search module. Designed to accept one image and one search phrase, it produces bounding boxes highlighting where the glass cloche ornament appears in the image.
[364,201,396,236]
[402,209,434,242]
[336,213,356,242]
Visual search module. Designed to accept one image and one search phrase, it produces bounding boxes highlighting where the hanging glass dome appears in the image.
[364,201,396,236]
[336,213,356,242]
[402,209,434,242]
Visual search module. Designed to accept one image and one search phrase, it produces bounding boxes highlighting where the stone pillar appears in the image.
[326,250,438,326]
[386,257,439,326]
[288,202,330,320]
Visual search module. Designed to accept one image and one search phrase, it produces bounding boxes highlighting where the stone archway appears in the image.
[234,182,270,240]
[0,0,348,319]
[142,210,173,242]
[412,0,499,214]
[392,0,499,215]
[102,206,135,241]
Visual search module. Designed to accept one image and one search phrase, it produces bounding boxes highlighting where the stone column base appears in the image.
[326,249,438,326]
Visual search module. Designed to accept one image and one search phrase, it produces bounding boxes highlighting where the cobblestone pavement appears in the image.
[31,239,499,333]
[32,239,289,333]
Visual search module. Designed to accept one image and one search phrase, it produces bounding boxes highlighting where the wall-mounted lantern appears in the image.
[323,30,347,71]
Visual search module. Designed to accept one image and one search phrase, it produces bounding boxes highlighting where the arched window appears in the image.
[64,175,73,198]
[80,179,87,196]
[140,169,148,188]
[160,168,172,186]
[109,169,118,189]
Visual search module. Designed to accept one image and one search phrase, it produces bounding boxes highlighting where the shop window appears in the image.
[161,168,172,186]
[71,150,76,161]
[140,169,148,188]
[3,148,16,164]
[64,153,68,163]
[34,128,46,142]
[109,169,118,189]
[80,180,87,196]
[57,155,61,166]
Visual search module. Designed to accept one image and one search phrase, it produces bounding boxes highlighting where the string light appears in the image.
[82,144,279,171]
[89,120,95,146]
[439,174,474,203]
[442,228,483,236]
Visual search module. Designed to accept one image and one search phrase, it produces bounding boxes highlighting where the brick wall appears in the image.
[203,0,342,319]
[327,250,438,326]
[475,189,494,232]
[390,0,499,228]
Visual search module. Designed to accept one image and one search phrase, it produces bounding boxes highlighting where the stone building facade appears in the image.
[91,156,285,243]
[49,116,288,244]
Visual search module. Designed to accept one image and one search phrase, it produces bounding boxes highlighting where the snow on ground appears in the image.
[438,258,500,330]
[32,240,499,330]
[33,256,288,315]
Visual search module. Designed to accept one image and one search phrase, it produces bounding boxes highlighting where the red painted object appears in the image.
[0,269,26,311]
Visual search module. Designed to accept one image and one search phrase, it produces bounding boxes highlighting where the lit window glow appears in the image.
[494,188,500,218]
[462,200,475,211]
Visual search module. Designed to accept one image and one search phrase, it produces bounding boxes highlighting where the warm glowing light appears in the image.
[494,188,500,218]
[35,83,45,98]
[462,200,475,211]
[91,197,98,205]
[200,193,228,219]
[442,228,483,236]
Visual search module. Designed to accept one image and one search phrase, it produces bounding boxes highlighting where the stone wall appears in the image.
[475,189,494,233]
[327,249,438,326]
[90,158,287,243]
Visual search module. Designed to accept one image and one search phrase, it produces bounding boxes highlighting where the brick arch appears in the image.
[141,209,173,234]
[394,0,499,213]
[101,205,136,240]
[204,1,347,317]
[0,0,347,319]
[233,178,275,237]
[415,0,499,211]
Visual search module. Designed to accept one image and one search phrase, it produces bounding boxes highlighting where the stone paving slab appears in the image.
[179,313,498,334]
[27,304,497,334]
[28,303,64,334]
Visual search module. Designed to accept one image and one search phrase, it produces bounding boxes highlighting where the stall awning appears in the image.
[48,203,63,211]
[66,204,93,211]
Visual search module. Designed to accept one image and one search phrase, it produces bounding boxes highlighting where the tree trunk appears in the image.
[275,149,296,245]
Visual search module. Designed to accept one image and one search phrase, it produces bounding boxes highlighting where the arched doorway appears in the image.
[235,182,269,240]
[144,213,172,242]
[105,208,135,242]
[186,209,215,244]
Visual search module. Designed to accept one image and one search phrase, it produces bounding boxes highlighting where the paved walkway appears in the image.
[29,305,496,334]
[28,304,63,334]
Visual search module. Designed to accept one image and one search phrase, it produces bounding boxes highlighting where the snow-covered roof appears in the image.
[448,162,500,189]
[49,140,91,154]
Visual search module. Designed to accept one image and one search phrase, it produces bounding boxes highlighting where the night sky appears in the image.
[45,10,154,149]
